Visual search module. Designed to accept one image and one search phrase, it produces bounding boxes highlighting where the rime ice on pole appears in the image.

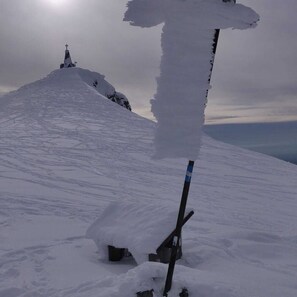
[124,0,259,160]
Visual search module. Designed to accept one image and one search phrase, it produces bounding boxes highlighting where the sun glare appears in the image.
[45,0,68,7]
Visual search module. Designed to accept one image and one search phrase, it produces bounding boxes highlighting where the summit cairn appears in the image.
[60,44,76,69]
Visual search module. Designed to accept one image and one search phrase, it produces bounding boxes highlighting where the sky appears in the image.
[0,0,296,124]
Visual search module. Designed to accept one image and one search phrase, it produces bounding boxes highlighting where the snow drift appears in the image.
[86,200,192,264]
[0,69,297,297]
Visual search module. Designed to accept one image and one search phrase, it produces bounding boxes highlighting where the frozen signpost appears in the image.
[124,0,259,296]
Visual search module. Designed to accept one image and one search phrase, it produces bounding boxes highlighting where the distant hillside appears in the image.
[204,121,297,165]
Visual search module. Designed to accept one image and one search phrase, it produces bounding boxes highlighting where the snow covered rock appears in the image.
[124,0,259,160]
[92,262,238,297]
[75,67,132,111]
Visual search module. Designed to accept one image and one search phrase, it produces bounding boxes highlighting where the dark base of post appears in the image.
[136,289,154,297]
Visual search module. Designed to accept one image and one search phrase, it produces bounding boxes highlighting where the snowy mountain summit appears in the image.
[58,45,132,111]
[0,67,297,297]
[33,67,132,111]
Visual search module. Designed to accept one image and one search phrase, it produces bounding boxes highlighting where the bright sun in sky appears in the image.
[45,0,69,7]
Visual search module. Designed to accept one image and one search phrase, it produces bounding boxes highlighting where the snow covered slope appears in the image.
[0,69,297,297]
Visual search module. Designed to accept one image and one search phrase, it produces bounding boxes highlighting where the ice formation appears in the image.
[125,0,259,160]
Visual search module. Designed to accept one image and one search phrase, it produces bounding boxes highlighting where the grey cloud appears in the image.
[207,0,297,118]
[205,115,241,122]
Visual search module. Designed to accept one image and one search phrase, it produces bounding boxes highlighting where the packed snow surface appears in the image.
[1,69,297,297]
[125,0,259,160]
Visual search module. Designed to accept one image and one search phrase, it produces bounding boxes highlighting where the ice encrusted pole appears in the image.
[125,0,259,160]
[124,0,259,295]
[163,24,224,297]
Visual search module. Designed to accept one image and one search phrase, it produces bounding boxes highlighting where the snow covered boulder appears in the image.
[76,68,132,111]
[86,201,193,264]
[107,91,132,111]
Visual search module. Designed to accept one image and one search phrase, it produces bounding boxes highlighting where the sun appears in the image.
[45,0,69,7]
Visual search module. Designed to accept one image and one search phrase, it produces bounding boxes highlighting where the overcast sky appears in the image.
[0,0,296,124]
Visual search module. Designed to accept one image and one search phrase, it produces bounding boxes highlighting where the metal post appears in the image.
[163,160,194,296]
[162,2,236,295]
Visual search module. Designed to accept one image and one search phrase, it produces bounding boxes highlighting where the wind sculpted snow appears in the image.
[0,69,297,297]
[124,0,259,160]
